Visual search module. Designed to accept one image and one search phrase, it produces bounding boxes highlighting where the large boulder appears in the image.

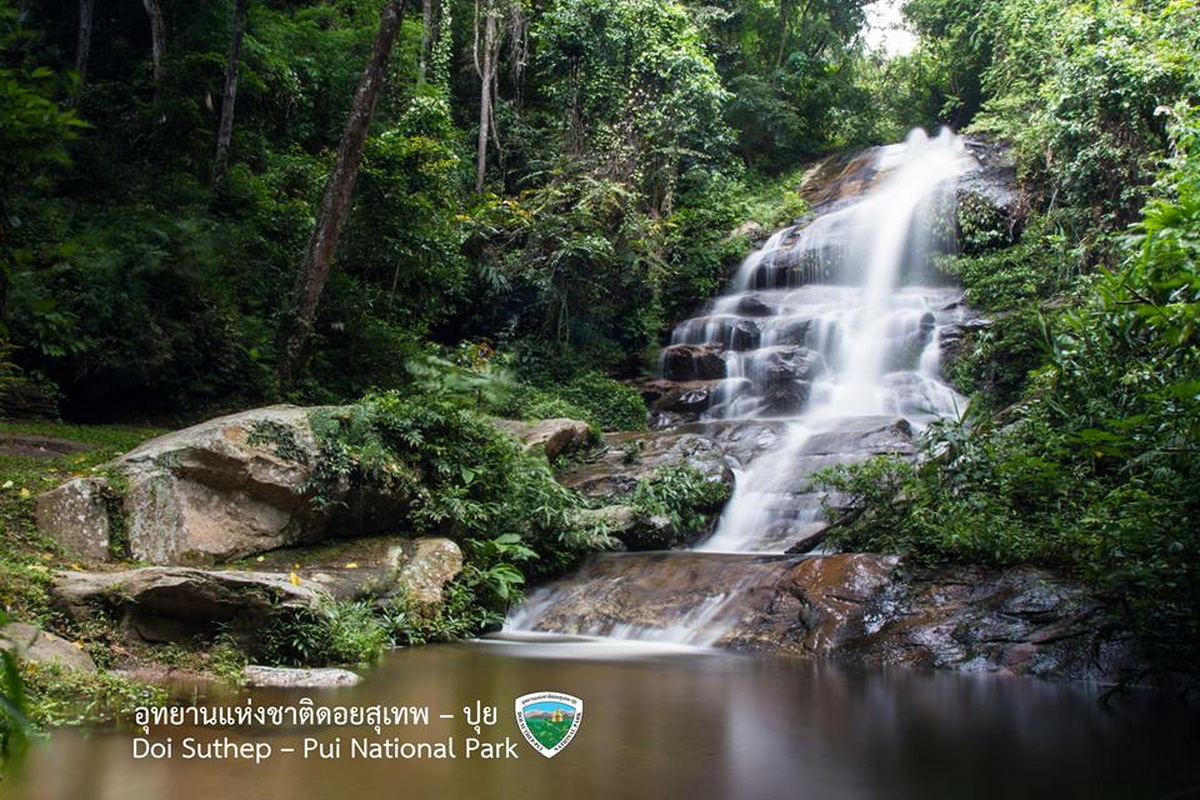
[0,622,96,673]
[34,406,410,566]
[245,535,463,605]
[51,567,329,645]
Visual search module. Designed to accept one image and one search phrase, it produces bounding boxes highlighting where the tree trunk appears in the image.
[75,0,94,87]
[142,0,166,85]
[277,0,408,389]
[474,0,497,193]
[212,0,247,193]
[418,0,433,83]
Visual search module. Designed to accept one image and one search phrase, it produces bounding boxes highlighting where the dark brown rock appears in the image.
[510,551,1187,685]
[661,344,727,382]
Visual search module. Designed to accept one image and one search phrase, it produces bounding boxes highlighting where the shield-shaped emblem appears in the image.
[514,691,584,758]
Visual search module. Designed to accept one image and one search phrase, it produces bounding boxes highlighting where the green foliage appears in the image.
[693,0,876,168]
[630,464,730,538]
[818,107,1200,637]
[940,219,1067,310]
[946,307,1051,410]
[0,615,30,761]
[260,601,388,668]
[553,373,647,431]
[304,384,612,578]
[18,661,165,729]
[496,369,646,432]
[972,0,1198,239]
[0,0,892,418]
[535,0,731,211]
[380,580,504,646]
[463,533,537,604]
[0,1,83,212]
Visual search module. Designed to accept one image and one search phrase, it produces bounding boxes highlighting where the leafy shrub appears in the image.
[551,373,646,431]
[260,601,388,667]
[630,465,731,539]
[940,218,1067,310]
[945,306,1051,409]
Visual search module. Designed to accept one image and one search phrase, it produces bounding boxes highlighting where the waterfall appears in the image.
[696,127,974,553]
[507,128,978,642]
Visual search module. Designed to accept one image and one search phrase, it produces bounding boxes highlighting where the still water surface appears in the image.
[3,637,1197,800]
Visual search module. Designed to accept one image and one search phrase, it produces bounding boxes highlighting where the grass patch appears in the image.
[19,662,166,728]
[0,421,163,623]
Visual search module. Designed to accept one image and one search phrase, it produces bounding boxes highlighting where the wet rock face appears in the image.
[637,378,725,420]
[660,344,727,382]
[556,420,786,502]
[957,138,1025,253]
[734,294,777,317]
[513,551,1184,685]
[759,345,824,384]
[937,318,992,377]
[728,319,763,351]
[735,555,1174,684]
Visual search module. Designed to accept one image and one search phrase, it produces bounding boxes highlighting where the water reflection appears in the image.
[4,641,1197,800]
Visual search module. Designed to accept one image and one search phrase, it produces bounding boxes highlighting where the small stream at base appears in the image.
[4,642,1198,800]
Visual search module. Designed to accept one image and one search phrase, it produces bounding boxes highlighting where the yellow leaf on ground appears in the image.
[288,571,301,586]
[344,562,359,569]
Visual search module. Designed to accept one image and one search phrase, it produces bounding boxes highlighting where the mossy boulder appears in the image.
[35,406,410,566]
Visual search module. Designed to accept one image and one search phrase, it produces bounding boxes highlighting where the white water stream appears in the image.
[507,128,979,642]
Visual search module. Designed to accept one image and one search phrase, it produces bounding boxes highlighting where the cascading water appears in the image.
[506,128,978,645]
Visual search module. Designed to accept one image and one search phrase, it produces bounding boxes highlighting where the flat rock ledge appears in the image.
[51,567,329,645]
[242,665,362,688]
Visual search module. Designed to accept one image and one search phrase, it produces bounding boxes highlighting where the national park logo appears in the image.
[514,691,583,758]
